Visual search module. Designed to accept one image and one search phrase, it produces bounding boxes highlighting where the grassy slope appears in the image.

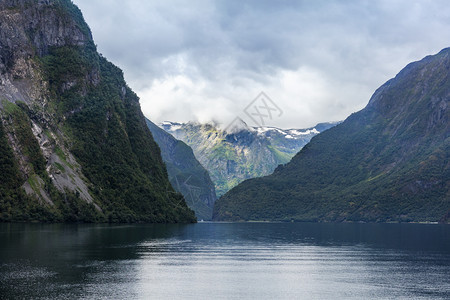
[214,49,450,223]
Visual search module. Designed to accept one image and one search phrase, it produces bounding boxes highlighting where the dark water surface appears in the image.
[0,222,449,299]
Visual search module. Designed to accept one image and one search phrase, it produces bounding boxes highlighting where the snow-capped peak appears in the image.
[252,126,320,139]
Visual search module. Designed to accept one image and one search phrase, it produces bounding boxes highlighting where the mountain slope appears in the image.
[161,120,337,196]
[214,49,450,223]
[146,118,217,220]
[0,0,195,223]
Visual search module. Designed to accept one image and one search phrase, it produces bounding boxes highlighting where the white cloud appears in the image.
[73,0,450,128]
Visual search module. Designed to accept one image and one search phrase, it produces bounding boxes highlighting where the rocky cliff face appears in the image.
[146,119,217,220]
[161,120,337,196]
[0,0,89,102]
[214,49,450,223]
[0,0,195,223]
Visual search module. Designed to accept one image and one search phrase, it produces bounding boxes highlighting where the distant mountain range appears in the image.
[214,48,450,223]
[160,119,339,196]
[146,119,217,220]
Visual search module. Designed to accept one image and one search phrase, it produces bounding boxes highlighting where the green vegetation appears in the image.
[0,113,104,222]
[163,121,335,198]
[214,49,450,223]
[53,162,65,172]
[2,102,46,176]
[0,121,23,195]
[40,38,195,223]
[146,119,217,220]
[53,0,92,39]
[0,0,195,223]
[54,146,74,169]
[267,145,291,164]
[27,174,41,194]
[210,143,237,161]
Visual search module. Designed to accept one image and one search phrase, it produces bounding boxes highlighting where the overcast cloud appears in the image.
[73,0,450,128]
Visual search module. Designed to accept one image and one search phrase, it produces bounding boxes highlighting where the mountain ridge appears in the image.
[146,118,217,220]
[160,120,339,196]
[0,0,196,223]
[214,48,449,223]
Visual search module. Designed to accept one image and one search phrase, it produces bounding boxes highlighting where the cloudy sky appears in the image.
[73,0,450,129]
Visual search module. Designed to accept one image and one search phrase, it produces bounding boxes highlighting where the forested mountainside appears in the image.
[146,119,216,220]
[162,120,337,196]
[214,49,450,223]
[0,0,195,223]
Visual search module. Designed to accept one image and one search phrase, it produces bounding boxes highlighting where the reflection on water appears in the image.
[0,223,449,299]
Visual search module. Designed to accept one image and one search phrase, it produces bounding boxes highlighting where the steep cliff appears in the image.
[0,0,195,223]
[214,49,449,223]
[146,118,216,220]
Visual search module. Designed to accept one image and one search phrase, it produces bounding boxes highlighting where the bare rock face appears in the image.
[0,0,196,223]
[0,0,89,105]
[0,0,89,57]
[0,0,94,204]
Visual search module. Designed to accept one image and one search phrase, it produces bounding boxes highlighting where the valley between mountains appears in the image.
[0,0,448,224]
